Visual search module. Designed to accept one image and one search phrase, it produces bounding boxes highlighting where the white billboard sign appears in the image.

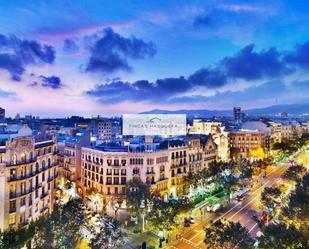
[123,114,186,136]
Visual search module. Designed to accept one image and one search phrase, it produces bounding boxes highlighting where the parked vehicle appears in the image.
[189,216,195,224]
[236,190,249,202]
[212,204,221,212]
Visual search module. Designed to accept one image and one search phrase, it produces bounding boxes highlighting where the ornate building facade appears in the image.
[0,136,58,231]
[80,136,217,206]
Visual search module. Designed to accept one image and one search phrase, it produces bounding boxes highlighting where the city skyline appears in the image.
[1,0,309,117]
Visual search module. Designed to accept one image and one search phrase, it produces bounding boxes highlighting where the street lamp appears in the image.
[140,199,146,232]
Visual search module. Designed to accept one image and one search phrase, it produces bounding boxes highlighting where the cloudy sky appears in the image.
[0,0,309,117]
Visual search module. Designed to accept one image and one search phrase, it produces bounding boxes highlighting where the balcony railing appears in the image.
[47,173,58,182]
[41,191,49,199]
[9,187,34,199]
[7,158,37,167]
[146,171,155,175]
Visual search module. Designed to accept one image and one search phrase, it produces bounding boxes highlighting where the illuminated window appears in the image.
[9,215,16,225]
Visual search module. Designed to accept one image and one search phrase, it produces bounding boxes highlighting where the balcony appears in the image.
[146,171,155,175]
[41,191,49,199]
[8,172,35,182]
[6,158,37,167]
[47,173,58,182]
[9,187,34,199]
[34,183,42,190]
[40,206,49,213]
[157,177,168,183]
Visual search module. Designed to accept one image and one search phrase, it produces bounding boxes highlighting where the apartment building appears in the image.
[0,136,58,231]
[229,131,265,159]
[80,136,217,206]
[91,118,121,142]
[58,129,91,194]
[269,122,309,144]
[188,120,224,135]
[81,146,170,202]
[270,123,294,143]
[188,120,229,162]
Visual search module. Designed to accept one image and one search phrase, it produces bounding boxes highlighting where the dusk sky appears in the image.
[1,0,309,117]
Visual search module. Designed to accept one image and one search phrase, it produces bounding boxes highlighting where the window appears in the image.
[9,200,16,213]
[107,177,112,184]
[12,155,17,165]
[9,215,16,225]
[133,167,139,175]
[10,169,16,177]
[21,153,26,163]
[114,177,119,185]
[21,197,26,206]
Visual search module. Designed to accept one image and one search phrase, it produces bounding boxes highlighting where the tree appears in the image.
[90,217,123,249]
[183,171,200,192]
[283,165,306,182]
[249,147,265,160]
[281,174,309,235]
[261,187,282,210]
[148,196,193,233]
[0,218,42,249]
[183,167,211,194]
[31,198,86,249]
[219,173,239,203]
[272,142,295,153]
[239,167,253,181]
[125,178,150,214]
[204,220,254,249]
[258,223,308,249]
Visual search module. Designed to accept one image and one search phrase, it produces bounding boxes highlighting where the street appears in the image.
[169,164,288,249]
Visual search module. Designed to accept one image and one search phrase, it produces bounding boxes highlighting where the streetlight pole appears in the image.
[140,199,145,232]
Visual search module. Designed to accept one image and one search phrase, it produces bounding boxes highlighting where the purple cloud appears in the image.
[0,34,55,81]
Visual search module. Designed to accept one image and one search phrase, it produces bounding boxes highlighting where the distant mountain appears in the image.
[245,103,309,116]
[141,103,309,117]
[140,109,232,117]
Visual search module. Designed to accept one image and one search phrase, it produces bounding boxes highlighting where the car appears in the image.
[189,216,195,224]
[212,204,221,212]
[237,192,248,202]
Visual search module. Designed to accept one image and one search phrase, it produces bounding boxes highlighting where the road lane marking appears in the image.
[176,165,287,248]
[249,223,258,233]
[194,174,282,246]
[190,165,285,243]
[190,179,270,241]
[180,238,201,248]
